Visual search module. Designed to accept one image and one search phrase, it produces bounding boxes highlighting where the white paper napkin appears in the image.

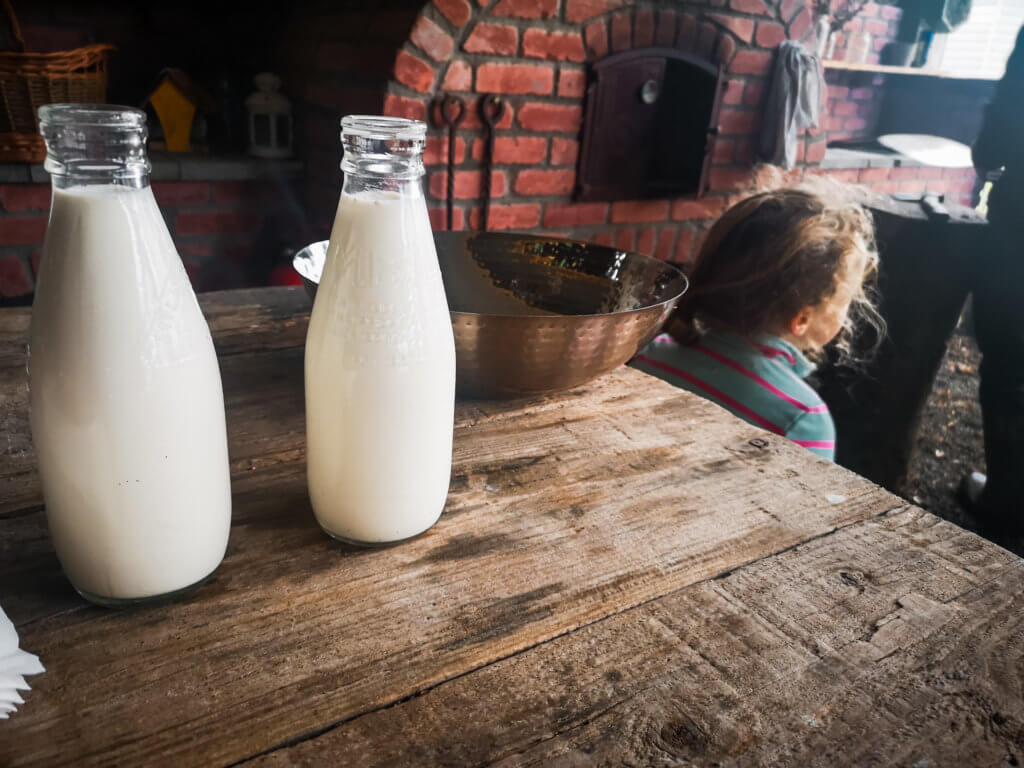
[0,606,44,719]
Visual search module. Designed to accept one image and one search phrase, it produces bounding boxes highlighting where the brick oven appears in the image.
[282,0,980,271]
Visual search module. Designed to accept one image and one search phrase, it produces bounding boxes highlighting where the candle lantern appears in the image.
[245,73,293,159]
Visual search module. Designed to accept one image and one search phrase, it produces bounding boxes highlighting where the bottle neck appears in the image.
[342,169,423,199]
[50,172,150,191]
[39,104,151,190]
[340,115,426,198]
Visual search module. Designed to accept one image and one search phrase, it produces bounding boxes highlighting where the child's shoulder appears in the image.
[697,331,827,407]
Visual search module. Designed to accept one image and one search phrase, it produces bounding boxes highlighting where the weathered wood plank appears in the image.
[1,355,902,766]
[249,508,1024,767]
[0,307,29,370]
[199,287,311,357]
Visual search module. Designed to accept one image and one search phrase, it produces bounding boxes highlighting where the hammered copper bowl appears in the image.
[293,232,688,399]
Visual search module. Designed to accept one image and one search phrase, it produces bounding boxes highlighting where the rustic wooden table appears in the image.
[1,288,1022,767]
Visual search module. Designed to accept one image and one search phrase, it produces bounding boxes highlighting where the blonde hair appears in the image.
[670,183,884,362]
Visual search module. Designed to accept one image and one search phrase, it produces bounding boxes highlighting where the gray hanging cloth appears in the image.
[758,40,825,169]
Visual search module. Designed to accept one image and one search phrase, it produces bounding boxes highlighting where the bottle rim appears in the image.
[38,103,146,129]
[341,115,426,141]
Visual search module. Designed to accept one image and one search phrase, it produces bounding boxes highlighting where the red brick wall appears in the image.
[0,180,298,299]
[827,2,902,65]
[279,0,976,273]
[824,70,886,142]
[284,0,829,268]
[368,0,974,269]
[0,186,47,300]
[820,3,902,144]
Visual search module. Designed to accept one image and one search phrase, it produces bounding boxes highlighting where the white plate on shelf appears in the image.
[877,133,973,168]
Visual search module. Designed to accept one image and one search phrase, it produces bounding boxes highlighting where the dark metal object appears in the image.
[293,233,688,399]
[578,48,725,202]
[891,192,953,223]
[640,79,659,105]
[921,194,951,222]
[479,94,505,231]
[439,94,466,231]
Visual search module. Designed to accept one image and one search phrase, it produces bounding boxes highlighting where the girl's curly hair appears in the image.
[668,183,884,363]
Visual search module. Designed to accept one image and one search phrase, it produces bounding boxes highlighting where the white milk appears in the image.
[305,190,455,543]
[30,185,231,601]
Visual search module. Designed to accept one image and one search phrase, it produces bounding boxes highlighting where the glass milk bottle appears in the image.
[305,116,456,545]
[30,105,232,606]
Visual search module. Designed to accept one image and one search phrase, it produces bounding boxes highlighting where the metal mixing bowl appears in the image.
[293,232,688,399]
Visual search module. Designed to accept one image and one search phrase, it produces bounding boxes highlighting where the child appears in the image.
[633,187,881,461]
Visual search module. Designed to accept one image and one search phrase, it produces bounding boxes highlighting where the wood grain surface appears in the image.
[0,288,1019,767]
[253,508,1024,767]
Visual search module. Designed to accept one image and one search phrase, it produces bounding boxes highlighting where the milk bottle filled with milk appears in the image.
[30,105,231,606]
[305,116,455,544]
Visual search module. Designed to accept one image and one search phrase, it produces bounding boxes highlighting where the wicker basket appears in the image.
[0,0,114,162]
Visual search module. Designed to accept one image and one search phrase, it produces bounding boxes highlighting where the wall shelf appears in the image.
[823,60,996,81]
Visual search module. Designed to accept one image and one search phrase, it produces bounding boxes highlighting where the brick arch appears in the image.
[381,0,824,265]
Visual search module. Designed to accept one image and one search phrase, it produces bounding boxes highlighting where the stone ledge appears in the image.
[0,154,305,184]
[820,146,923,170]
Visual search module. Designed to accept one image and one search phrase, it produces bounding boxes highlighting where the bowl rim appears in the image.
[292,234,689,320]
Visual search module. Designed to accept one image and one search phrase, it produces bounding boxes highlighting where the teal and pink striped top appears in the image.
[632,331,836,460]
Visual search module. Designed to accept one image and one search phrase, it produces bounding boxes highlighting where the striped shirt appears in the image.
[631,331,836,460]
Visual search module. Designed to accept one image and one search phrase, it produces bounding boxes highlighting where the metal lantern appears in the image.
[245,72,292,159]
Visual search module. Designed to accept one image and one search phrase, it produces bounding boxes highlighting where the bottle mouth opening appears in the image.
[341,115,426,141]
[38,103,146,129]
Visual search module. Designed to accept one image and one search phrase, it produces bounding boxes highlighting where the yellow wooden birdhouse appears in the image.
[144,69,214,153]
